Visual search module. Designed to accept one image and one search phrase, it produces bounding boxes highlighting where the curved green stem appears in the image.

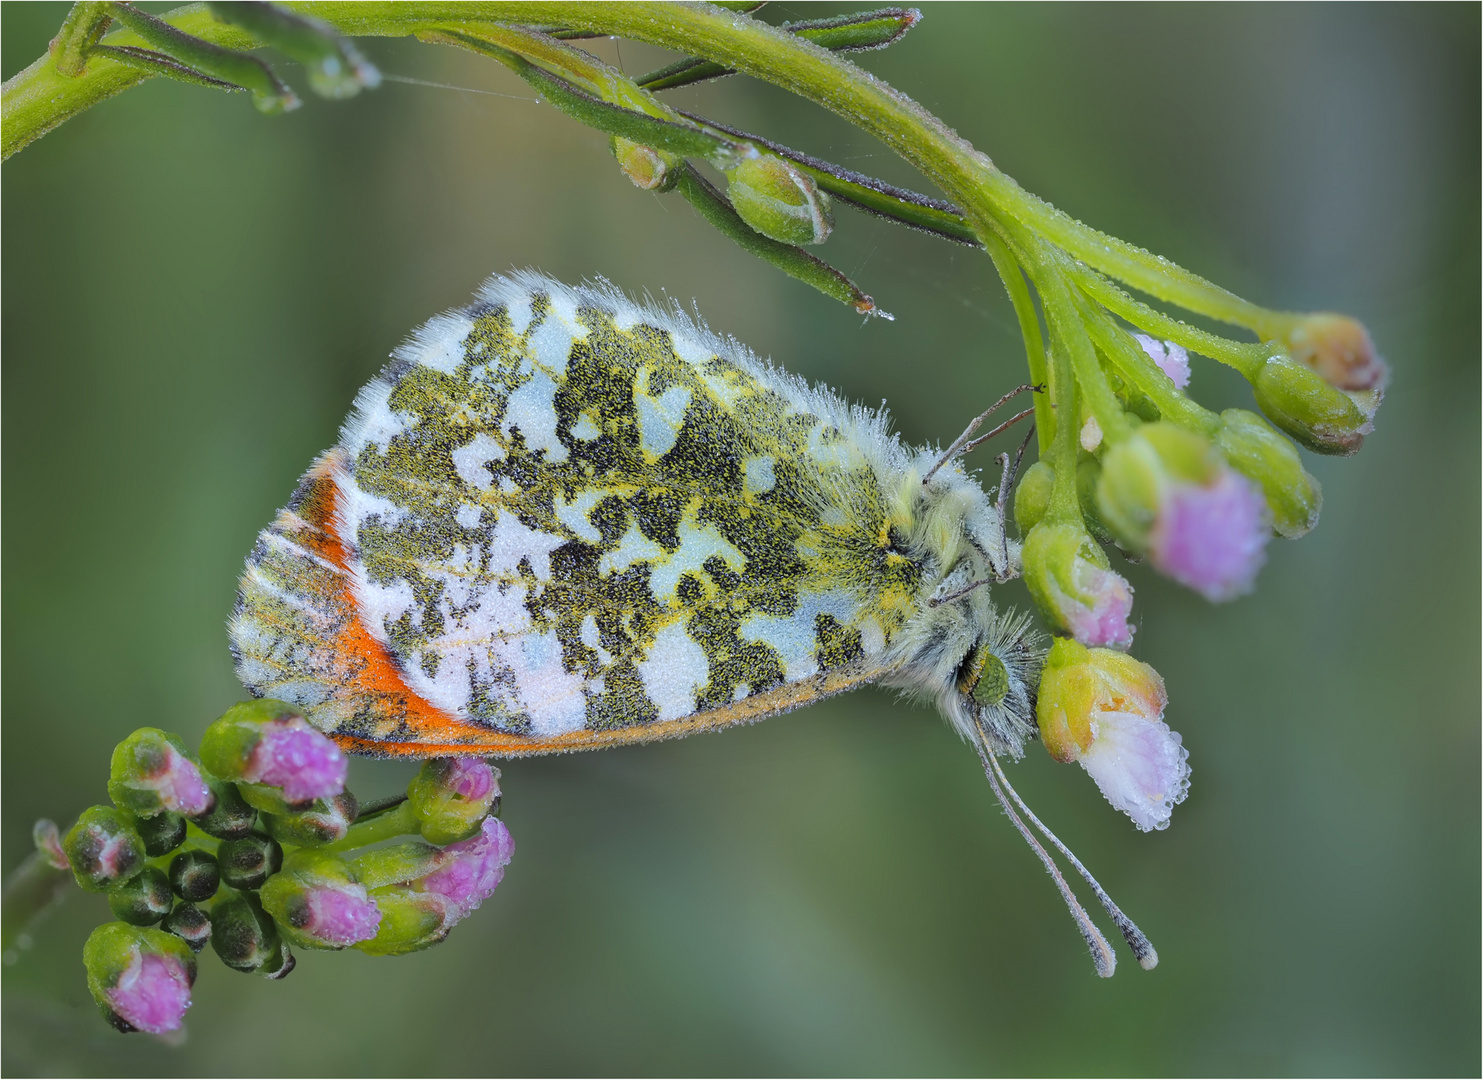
[321,800,420,854]
[982,231,1051,453]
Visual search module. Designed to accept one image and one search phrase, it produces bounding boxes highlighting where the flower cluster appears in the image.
[1008,252,1384,830]
[49,700,510,1034]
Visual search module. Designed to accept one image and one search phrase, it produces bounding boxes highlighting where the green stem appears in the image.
[982,231,1050,453]
[1069,264,1271,382]
[1044,321,1081,524]
[1,853,72,955]
[321,800,420,854]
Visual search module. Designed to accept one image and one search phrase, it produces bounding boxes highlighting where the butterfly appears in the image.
[230,271,1153,974]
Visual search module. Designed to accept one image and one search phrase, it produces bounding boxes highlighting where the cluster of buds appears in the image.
[46,700,511,1034]
[1007,256,1384,831]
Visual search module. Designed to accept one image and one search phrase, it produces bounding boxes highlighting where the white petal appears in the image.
[1079,710,1191,831]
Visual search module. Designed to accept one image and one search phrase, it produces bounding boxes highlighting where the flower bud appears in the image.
[84,923,195,1034]
[1252,355,1373,456]
[107,728,214,819]
[32,819,69,869]
[1023,522,1134,649]
[217,833,284,891]
[261,790,358,847]
[1013,461,1054,535]
[168,850,220,903]
[161,901,212,953]
[1214,409,1323,539]
[418,816,516,918]
[726,154,833,246]
[210,891,282,974]
[259,850,382,950]
[1096,422,1270,601]
[133,811,187,858]
[108,867,174,926]
[63,807,145,892]
[200,699,347,813]
[355,887,455,957]
[350,839,452,890]
[1036,639,1189,832]
[611,136,678,192]
[1279,313,1388,391]
[190,777,257,840]
[408,758,501,845]
[1133,334,1191,389]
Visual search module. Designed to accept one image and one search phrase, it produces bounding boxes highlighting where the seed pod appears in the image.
[210,891,282,974]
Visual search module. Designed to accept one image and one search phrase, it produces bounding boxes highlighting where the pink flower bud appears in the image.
[420,817,515,917]
[1133,334,1191,389]
[1024,523,1135,649]
[108,950,193,1034]
[108,728,214,818]
[1148,469,1269,602]
[246,719,347,804]
[300,886,382,947]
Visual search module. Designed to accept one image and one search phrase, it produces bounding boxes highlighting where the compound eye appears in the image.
[956,645,1010,706]
[972,649,1010,707]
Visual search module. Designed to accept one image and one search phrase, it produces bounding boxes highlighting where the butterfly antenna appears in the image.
[923,384,1039,483]
[973,738,1117,978]
[986,749,1159,970]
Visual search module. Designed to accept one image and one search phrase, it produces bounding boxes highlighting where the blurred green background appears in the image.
[3,3,1478,1075]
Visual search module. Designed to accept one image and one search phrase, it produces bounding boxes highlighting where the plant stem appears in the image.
[321,800,421,853]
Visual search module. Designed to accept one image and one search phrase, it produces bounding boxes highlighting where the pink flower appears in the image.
[1037,639,1190,832]
[421,817,515,916]
[1148,469,1269,602]
[108,950,193,1034]
[1054,559,1135,649]
[444,758,496,802]
[301,885,382,946]
[1134,334,1191,390]
[246,718,347,803]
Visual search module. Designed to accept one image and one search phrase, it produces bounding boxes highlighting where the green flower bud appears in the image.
[1214,409,1323,539]
[1252,355,1373,456]
[1279,312,1388,391]
[354,886,454,957]
[168,850,220,903]
[217,833,284,891]
[108,867,174,926]
[83,922,196,1034]
[611,136,678,192]
[260,850,381,950]
[190,777,257,840]
[408,759,500,845]
[1013,461,1054,535]
[108,728,215,819]
[725,154,833,246]
[210,891,282,974]
[133,811,187,858]
[63,807,146,892]
[1023,521,1134,649]
[261,791,358,847]
[161,901,212,953]
[350,838,452,889]
[1095,423,1214,549]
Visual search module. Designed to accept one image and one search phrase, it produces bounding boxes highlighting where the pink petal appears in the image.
[108,951,192,1034]
[422,817,515,916]
[247,720,347,803]
[1079,710,1191,832]
[1149,471,1269,601]
[304,886,382,946]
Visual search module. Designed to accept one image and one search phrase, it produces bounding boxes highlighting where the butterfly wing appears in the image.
[232,274,924,756]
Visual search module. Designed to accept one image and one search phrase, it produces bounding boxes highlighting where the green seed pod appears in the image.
[63,807,146,893]
[725,154,833,246]
[168,850,221,903]
[134,811,187,858]
[210,891,282,974]
[218,833,284,891]
[1251,355,1372,456]
[261,791,359,847]
[162,901,212,953]
[108,867,174,926]
[190,777,257,840]
[1214,408,1323,539]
